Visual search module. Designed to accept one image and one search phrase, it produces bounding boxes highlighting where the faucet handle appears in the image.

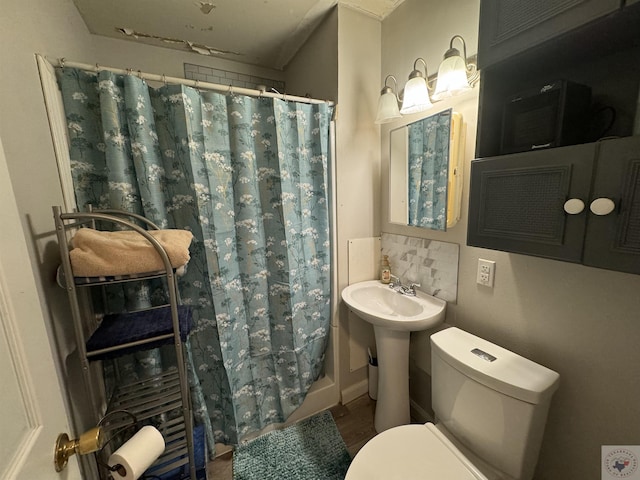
[409,283,421,294]
[389,274,401,287]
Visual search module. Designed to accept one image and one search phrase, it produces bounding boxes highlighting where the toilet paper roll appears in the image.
[108,425,165,480]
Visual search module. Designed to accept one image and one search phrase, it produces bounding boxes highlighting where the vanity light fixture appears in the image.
[399,58,433,115]
[376,34,479,124]
[432,35,479,101]
[375,75,402,124]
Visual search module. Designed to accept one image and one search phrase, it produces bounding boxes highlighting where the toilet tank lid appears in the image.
[431,327,560,404]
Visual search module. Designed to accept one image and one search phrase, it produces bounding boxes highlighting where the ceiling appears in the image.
[72,0,406,70]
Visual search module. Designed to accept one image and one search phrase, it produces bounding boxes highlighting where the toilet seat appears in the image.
[345,423,488,480]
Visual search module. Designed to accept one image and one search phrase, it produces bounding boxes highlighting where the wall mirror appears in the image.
[389,109,464,230]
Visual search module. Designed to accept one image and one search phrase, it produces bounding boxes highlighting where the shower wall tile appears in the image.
[184,63,286,93]
[381,232,459,303]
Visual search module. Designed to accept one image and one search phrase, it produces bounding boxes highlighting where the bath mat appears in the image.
[232,410,352,480]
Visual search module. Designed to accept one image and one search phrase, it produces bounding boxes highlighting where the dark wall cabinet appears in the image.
[476,2,640,160]
[471,0,640,274]
[583,136,640,273]
[468,136,640,274]
[478,0,622,70]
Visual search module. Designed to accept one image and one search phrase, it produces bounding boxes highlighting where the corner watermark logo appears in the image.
[603,446,640,479]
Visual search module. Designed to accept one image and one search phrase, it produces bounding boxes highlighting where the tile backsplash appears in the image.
[381,232,459,303]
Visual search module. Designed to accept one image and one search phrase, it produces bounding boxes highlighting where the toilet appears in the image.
[346,327,560,480]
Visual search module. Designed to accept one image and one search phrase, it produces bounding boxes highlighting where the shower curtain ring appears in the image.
[228,85,234,96]
[95,63,100,72]
[59,58,66,69]
[162,74,167,85]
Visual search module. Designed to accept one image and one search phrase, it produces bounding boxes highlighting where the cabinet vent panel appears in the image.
[492,0,585,45]
[616,159,640,253]
[478,167,570,243]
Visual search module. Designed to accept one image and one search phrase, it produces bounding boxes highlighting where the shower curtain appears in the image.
[56,67,334,449]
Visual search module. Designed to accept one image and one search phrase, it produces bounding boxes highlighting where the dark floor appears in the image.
[206,394,377,479]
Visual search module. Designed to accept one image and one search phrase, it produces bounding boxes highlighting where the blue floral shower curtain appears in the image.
[56,67,333,447]
[407,109,451,230]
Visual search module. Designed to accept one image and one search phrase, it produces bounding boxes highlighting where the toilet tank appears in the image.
[430,328,559,480]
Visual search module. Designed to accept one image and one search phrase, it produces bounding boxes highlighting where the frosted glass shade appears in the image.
[375,91,402,124]
[400,76,432,115]
[432,55,471,101]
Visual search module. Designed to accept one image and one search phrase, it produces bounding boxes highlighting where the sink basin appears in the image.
[341,280,446,331]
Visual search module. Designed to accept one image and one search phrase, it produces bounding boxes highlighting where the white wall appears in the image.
[381,1,640,479]
[285,7,339,102]
[335,5,383,400]
[0,1,103,475]
[0,0,97,435]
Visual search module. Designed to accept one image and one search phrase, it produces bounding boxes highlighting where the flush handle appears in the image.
[589,198,616,216]
[471,348,496,362]
[563,198,585,215]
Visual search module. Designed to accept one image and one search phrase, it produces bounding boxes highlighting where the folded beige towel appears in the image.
[69,228,193,277]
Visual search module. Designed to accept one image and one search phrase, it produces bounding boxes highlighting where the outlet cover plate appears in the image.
[477,259,495,287]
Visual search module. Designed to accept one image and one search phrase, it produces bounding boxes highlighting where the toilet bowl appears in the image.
[346,422,488,480]
[345,327,560,480]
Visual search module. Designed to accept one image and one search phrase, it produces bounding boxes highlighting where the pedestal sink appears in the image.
[341,280,446,432]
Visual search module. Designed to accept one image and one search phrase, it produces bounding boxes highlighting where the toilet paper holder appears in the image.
[54,409,138,474]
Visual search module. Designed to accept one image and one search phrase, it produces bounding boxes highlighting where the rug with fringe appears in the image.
[232,410,352,480]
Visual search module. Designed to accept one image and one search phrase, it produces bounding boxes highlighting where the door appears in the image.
[0,137,81,479]
[467,143,597,262]
[583,135,640,274]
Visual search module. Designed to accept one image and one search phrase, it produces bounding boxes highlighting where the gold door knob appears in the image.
[54,427,103,472]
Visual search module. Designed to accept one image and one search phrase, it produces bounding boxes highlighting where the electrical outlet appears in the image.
[476,259,496,287]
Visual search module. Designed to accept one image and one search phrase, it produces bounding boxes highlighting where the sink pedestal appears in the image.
[341,280,446,433]
[373,326,410,432]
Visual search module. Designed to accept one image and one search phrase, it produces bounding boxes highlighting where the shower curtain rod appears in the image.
[51,57,334,106]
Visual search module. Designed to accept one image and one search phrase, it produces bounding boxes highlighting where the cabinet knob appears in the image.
[589,198,616,216]
[563,198,585,215]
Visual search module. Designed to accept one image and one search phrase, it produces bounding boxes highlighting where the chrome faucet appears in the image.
[389,274,401,288]
[402,283,421,296]
[388,274,421,296]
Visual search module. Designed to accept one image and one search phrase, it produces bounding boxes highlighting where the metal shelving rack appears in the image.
[53,206,197,480]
